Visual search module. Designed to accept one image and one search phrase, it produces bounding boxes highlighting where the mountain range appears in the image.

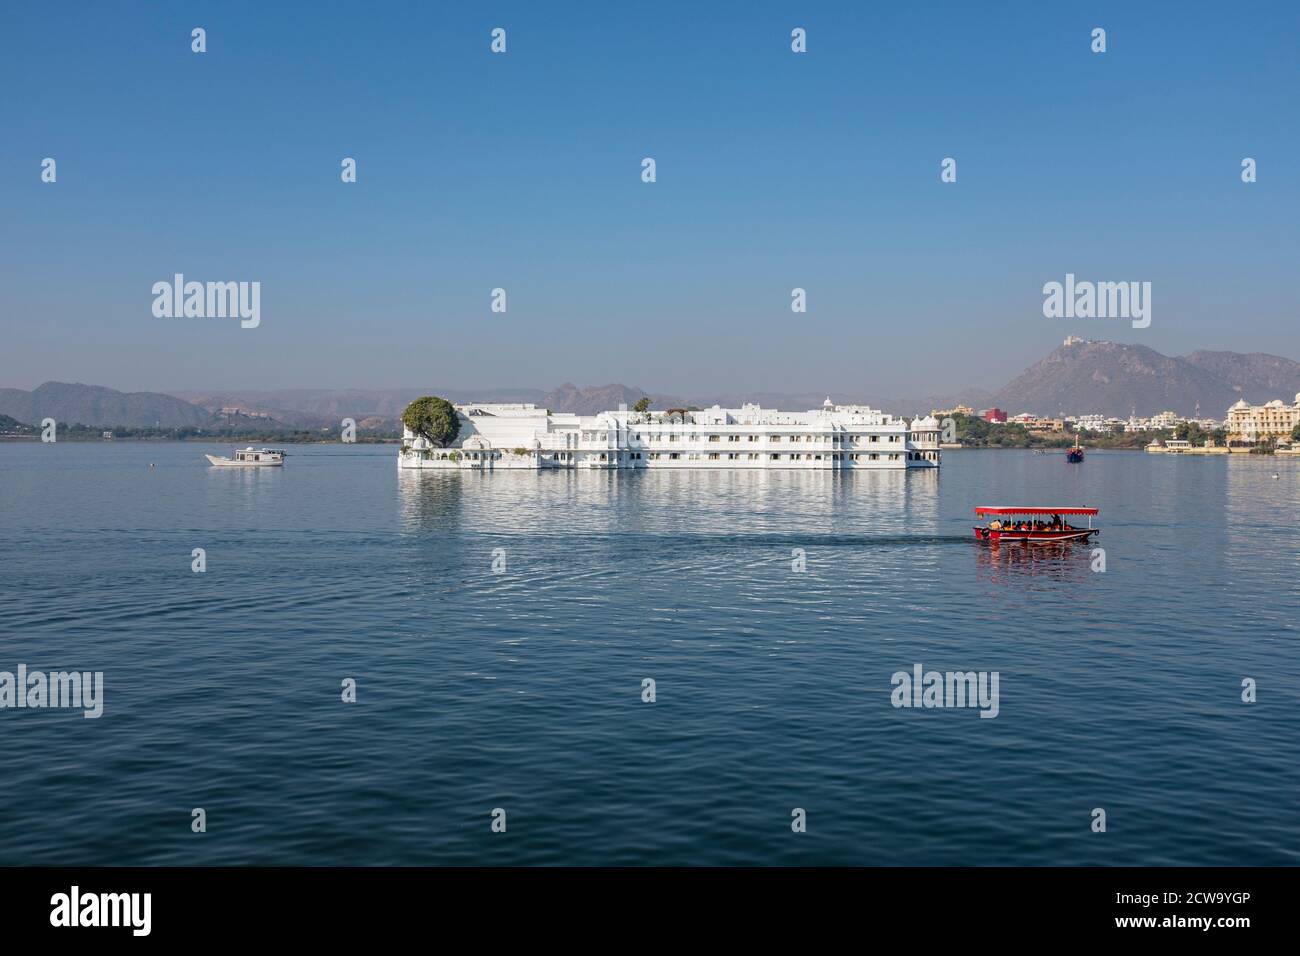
[990,341,1300,417]
[0,382,211,428]
[3,341,1298,428]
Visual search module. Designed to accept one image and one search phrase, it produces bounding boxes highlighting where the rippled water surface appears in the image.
[1,442,1297,865]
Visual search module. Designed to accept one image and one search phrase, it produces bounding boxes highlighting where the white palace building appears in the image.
[399,399,942,471]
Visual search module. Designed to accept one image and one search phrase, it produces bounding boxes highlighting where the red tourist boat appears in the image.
[973,506,1099,543]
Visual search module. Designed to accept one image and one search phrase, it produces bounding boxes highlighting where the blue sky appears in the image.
[2,1,1297,396]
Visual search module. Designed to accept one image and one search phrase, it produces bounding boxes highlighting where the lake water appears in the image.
[1,442,1297,865]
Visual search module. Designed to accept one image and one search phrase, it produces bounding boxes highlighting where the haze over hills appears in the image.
[0,382,211,428]
[1182,351,1300,398]
[990,340,1300,418]
[171,387,553,428]
[4,342,1298,428]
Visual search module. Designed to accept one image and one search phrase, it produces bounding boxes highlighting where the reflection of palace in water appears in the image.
[396,463,934,539]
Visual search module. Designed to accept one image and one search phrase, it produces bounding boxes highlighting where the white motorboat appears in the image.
[204,447,286,467]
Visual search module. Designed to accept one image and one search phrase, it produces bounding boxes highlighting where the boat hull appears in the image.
[205,454,283,467]
[974,527,1097,543]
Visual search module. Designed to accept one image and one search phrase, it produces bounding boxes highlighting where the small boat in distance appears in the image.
[1066,435,1085,463]
[974,507,1099,543]
[204,447,286,467]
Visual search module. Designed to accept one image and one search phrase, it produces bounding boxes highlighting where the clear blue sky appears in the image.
[2,1,1297,396]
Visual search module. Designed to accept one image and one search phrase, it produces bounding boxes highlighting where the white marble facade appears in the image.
[399,399,941,470]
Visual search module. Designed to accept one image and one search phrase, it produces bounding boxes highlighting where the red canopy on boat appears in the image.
[975,506,1099,515]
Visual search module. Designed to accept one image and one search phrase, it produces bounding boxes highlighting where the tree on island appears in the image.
[401,396,461,447]
[1292,422,1300,443]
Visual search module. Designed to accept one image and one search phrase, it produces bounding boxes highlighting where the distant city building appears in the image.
[400,401,941,471]
[1007,413,1064,431]
[1064,410,1225,434]
[1027,418,1065,433]
[982,408,1008,423]
[932,404,975,417]
[1072,414,1128,432]
[1122,411,1187,433]
[1227,394,1300,442]
[1149,410,1179,429]
[220,406,272,419]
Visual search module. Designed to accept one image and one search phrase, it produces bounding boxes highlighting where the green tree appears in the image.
[401,396,460,447]
[1291,422,1300,442]
[632,397,651,413]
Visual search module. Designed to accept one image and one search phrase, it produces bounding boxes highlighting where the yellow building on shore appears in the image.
[1226,395,1300,443]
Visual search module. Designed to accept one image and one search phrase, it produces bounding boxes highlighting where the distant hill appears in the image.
[0,382,212,428]
[1182,351,1300,400]
[11,342,1299,429]
[171,387,553,427]
[990,341,1300,417]
[539,383,666,415]
[0,413,36,435]
[173,384,687,421]
[168,383,979,420]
